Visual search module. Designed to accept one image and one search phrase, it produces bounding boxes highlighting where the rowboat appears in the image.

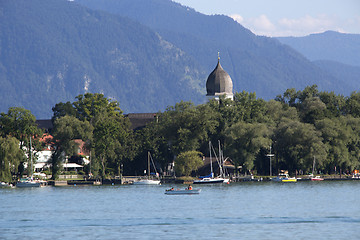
[165,188,201,195]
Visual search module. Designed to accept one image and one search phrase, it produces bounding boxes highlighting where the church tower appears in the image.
[206,54,233,100]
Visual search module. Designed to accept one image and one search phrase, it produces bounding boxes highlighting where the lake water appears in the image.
[1,181,360,239]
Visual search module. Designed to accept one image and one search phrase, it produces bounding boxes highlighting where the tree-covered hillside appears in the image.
[76,0,351,99]
[277,31,360,67]
[0,0,205,118]
[1,0,358,119]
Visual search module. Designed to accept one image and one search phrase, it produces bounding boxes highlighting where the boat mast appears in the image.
[218,140,224,177]
[312,156,316,176]
[266,146,274,177]
[209,141,213,178]
[147,151,150,177]
[29,137,33,178]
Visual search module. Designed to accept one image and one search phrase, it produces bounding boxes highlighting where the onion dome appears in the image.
[206,56,233,98]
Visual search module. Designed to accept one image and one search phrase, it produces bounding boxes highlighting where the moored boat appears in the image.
[0,182,13,188]
[16,178,47,188]
[131,152,161,185]
[271,173,297,182]
[16,137,48,188]
[132,179,161,185]
[311,176,324,181]
[193,177,225,184]
[194,141,230,184]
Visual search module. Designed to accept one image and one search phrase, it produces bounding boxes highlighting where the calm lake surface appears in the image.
[1,181,360,239]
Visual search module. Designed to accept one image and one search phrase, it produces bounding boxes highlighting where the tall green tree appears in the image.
[159,101,218,155]
[51,101,77,122]
[345,91,360,118]
[0,136,25,183]
[0,107,42,148]
[73,93,122,123]
[225,122,272,172]
[174,150,203,176]
[92,110,133,178]
[274,119,326,174]
[50,116,93,180]
[316,116,360,173]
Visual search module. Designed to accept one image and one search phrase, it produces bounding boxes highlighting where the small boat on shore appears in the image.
[132,179,161,185]
[271,173,297,182]
[0,182,13,188]
[132,152,161,185]
[16,138,48,188]
[165,188,201,195]
[310,157,324,181]
[193,177,225,184]
[16,178,47,188]
[311,176,324,181]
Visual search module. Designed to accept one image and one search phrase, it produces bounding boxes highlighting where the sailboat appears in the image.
[16,137,47,188]
[193,141,227,184]
[310,156,324,181]
[132,152,161,185]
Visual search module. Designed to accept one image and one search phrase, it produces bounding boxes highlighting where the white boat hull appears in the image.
[0,182,12,188]
[132,179,161,185]
[16,181,41,188]
[165,189,201,195]
[193,177,225,184]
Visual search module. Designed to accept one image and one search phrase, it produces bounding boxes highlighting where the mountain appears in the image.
[313,60,360,92]
[1,0,357,118]
[277,31,360,67]
[0,0,205,118]
[76,0,348,97]
[277,31,360,94]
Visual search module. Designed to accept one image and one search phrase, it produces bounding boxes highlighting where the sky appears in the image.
[173,0,360,37]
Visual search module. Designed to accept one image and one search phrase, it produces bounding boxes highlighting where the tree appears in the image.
[73,93,122,123]
[319,91,346,118]
[51,101,77,122]
[264,100,299,126]
[300,96,326,124]
[158,101,218,155]
[315,116,360,173]
[92,111,133,178]
[50,116,93,180]
[345,91,360,118]
[131,120,172,176]
[233,91,267,123]
[225,122,272,172]
[174,151,203,176]
[274,119,326,174]
[0,136,25,183]
[0,107,42,148]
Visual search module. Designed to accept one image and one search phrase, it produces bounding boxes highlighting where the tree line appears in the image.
[1,86,360,182]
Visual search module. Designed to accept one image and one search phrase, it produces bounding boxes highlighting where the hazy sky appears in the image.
[173,0,360,37]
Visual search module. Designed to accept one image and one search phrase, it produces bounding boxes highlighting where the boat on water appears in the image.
[193,141,229,185]
[16,137,47,188]
[0,182,13,188]
[311,175,324,181]
[132,179,161,185]
[193,176,225,184]
[310,156,324,181]
[16,178,47,188]
[165,188,201,195]
[271,173,297,182]
[132,152,161,185]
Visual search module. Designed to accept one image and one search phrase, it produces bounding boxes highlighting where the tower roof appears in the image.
[206,58,233,96]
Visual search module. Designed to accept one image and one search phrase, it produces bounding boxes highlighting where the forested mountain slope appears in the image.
[277,31,360,67]
[0,0,205,118]
[0,0,357,118]
[76,0,349,98]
